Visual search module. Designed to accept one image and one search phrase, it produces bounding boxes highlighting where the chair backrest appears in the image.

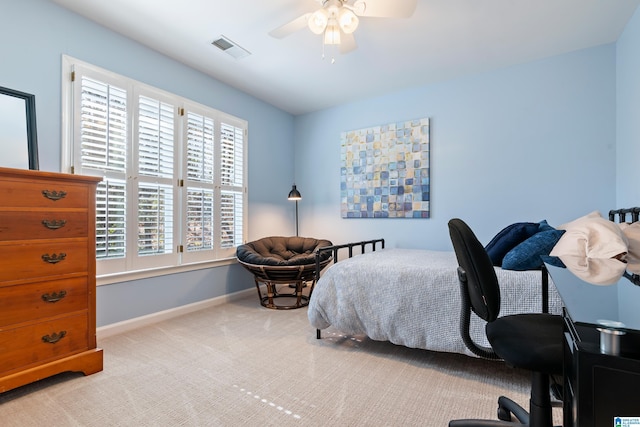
[448,218,501,323]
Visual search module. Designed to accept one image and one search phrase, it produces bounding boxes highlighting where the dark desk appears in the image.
[545,262,640,427]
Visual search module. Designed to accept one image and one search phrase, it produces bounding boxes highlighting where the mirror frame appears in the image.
[0,86,39,170]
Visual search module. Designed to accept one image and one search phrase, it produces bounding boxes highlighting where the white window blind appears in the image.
[131,90,178,270]
[78,75,129,264]
[65,57,247,277]
[137,96,174,179]
[79,77,127,173]
[184,110,215,257]
[219,120,244,250]
[95,179,126,259]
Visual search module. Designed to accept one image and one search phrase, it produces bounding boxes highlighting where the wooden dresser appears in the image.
[0,167,103,393]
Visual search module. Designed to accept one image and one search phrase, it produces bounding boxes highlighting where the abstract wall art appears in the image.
[340,118,430,218]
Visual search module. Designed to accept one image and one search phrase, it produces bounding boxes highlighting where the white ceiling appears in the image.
[51,0,639,115]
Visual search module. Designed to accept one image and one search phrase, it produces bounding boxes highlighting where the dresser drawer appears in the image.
[0,180,89,208]
[0,313,89,375]
[0,240,88,282]
[0,211,88,241]
[0,277,88,327]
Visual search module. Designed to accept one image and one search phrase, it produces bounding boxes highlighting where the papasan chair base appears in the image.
[236,236,333,310]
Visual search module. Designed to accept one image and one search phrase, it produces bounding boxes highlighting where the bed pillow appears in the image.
[501,229,565,271]
[555,210,602,230]
[618,223,640,274]
[557,255,627,285]
[619,222,640,259]
[485,222,540,266]
[550,215,628,259]
[538,219,555,232]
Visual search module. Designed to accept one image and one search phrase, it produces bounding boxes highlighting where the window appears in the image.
[62,57,247,279]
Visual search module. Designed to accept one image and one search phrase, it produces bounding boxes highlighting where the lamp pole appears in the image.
[287,184,302,236]
[294,199,299,236]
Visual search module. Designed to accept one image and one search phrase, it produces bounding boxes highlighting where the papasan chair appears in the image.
[236,236,333,309]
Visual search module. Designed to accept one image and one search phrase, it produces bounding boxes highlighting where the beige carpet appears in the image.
[0,295,561,426]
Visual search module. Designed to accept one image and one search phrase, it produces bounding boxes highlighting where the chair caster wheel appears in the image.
[497,406,512,422]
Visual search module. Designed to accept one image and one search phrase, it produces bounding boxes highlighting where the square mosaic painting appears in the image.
[341,118,430,218]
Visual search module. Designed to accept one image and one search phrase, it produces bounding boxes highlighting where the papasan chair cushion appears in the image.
[236,236,333,266]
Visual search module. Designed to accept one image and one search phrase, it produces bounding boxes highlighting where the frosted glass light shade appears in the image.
[308,9,329,34]
[324,21,341,45]
[338,8,359,34]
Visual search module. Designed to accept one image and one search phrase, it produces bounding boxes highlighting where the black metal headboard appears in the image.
[609,207,640,223]
[314,238,385,278]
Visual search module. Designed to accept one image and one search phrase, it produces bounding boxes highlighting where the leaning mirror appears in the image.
[0,86,39,170]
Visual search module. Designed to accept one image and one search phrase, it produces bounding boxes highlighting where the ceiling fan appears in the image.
[269,0,418,58]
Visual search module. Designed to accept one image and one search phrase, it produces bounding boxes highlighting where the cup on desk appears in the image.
[597,319,626,355]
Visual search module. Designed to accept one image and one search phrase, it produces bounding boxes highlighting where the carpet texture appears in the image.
[0,295,561,426]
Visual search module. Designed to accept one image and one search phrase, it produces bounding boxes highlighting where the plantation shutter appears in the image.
[219,120,245,252]
[182,107,216,263]
[131,91,178,269]
[73,72,128,264]
[67,57,247,277]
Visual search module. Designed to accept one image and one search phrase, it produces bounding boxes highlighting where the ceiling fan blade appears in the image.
[269,13,312,39]
[340,33,357,54]
[351,0,417,18]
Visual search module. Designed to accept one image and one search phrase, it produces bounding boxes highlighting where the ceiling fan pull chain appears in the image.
[321,40,337,64]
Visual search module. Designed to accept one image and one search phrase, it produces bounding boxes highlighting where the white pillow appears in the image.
[550,214,628,259]
[619,221,640,259]
[555,210,602,231]
[558,255,627,285]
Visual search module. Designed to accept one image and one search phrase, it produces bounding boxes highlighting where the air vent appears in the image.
[211,36,251,60]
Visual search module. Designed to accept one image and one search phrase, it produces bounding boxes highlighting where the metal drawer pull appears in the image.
[41,253,67,264]
[42,190,67,201]
[42,219,67,230]
[42,331,67,344]
[41,290,67,303]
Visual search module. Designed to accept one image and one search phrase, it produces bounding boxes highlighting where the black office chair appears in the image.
[447,218,564,427]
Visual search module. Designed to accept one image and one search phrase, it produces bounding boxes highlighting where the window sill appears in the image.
[96,257,238,286]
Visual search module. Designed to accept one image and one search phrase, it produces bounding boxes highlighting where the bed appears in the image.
[308,208,640,358]
[308,244,562,358]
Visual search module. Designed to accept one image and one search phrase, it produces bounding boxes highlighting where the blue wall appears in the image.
[617,6,640,208]
[2,0,637,326]
[294,45,617,249]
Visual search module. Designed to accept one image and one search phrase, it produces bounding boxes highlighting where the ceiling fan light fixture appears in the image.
[324,21,341,45]
[308,9,329,34]
[338,8,359,34]
[270,0,418,60]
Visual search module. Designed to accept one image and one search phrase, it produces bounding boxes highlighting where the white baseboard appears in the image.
[96,288,254,340]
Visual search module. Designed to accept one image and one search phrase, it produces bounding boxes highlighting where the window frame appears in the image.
[61,56,248,285]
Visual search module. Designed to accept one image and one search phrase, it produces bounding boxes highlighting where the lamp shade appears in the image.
[323,20,341,45]
[338,8,359,34]
[288,184,302,200]
[308,9,329,34]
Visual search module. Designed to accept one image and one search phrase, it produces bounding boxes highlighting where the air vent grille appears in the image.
[212,38,233,51]
[211,36,251,59]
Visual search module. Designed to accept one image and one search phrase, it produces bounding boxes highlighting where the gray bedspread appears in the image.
[308,248,563,357]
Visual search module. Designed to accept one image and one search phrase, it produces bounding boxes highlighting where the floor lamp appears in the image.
[287,184,302,236]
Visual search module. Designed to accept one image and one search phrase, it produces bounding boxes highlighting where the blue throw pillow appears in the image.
[485,222,540,266]
[501,229,566,271]
[538,219,555,232]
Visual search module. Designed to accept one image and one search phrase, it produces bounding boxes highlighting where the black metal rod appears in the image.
[295,200,299,236]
